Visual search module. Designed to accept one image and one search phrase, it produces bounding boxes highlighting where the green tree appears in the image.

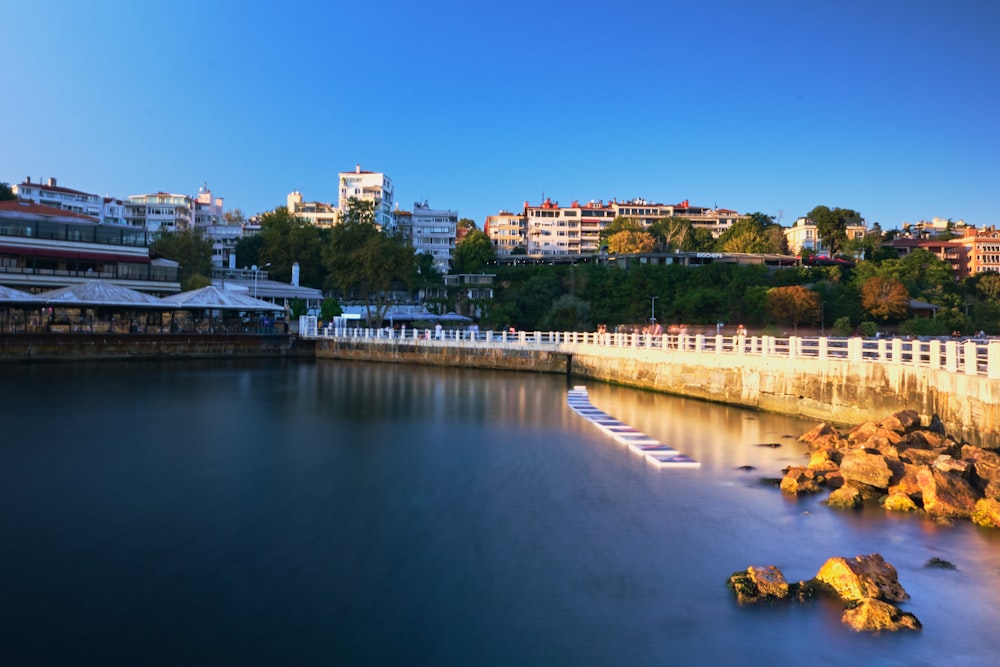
[457,218,478,233]
[452,229,495,274]
[320,297,343,321]
[541,294,591,331]
[607,229,656,254]
[807,205,863,256]
[860,276,910,321]
[150,228,213,286]
[649,217,692,251]
[324,199,416,324]
[717,213,783,254]
[599,216,643,246]
[234,232,264,269]
[680,227,717,252]
[765,285,820,332]
[0,182,15,200]
[257,207,327,288]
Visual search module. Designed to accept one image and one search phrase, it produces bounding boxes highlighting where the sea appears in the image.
[1,359,997,666]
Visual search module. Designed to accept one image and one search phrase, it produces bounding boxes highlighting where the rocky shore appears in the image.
[728,553,922,632]
[779,409,1000,527]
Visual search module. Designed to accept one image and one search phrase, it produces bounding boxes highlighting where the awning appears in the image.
[0,245,150,264]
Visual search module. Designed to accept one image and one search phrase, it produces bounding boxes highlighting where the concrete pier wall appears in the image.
[315,338,1000,447]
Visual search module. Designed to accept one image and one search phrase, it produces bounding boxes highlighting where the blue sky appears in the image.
[3,0,998,230]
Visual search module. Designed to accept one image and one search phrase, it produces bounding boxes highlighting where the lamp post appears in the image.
[650,295,658,324]
[252,262,271,299]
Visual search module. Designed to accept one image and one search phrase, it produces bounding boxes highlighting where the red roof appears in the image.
[18,181,97,198]
[0,199,99,221]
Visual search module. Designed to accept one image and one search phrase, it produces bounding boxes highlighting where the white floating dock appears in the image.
[567,386,700,469]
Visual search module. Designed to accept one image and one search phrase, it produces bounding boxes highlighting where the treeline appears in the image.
[480,250,1000,336]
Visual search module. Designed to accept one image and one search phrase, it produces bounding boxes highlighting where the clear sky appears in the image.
[3,0,998,230]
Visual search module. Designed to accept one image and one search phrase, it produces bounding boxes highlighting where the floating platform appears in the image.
[567,386,700,469]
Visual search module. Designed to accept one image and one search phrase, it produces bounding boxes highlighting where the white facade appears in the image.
[102,198,128,225]
[13,177,101,219]
[404,201,458,272]
[125,193,193,233]
[202,224,244,269]
[193,183,224,228]
[338,164,394,229]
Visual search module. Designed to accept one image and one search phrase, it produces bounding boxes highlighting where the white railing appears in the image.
[300,320,1000,380]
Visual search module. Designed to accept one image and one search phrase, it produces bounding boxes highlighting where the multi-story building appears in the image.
[124,192,193,233]
[611,199,739,238]
[901,217,970,239]
[12,177,102,219]
[102,198,128,226]
[883,238,968,279]
[403,201,457,272]
[486,197,740,257]
[784,217,867,257]
[484,210,527,255]
[193,184,224,228]
[338,164,394,229]
[287,191,338,227]
[525,198,582,255]
[955,227,1000,276]
[0,199,179,293]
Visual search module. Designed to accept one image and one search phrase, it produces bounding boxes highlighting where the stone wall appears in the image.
[315,339,1000,447]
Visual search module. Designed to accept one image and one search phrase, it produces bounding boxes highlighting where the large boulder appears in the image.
[883,490,920,513]
[813,553,908,603]
[780,466,824,495]
[917,467,981,519]
[961,445,1000,490]
[799,423,847,450]
[841,599,921,633]
[827,484,863,509]
[839,449,895,490]
[971,498,1000,528]
[728,565,790,604]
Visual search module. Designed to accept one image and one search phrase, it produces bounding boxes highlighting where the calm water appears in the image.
[1,359,998,666]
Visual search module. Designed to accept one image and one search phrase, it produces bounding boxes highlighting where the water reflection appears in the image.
[0,360,997,666]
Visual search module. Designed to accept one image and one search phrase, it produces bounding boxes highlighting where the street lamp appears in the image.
[650,296,658,324]
[252,262,271,299]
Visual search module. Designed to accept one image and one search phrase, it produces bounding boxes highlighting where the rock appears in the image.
[827,484,863,509]
[900,446,953,466]
[841,599,921,633]
[848,421,905,449]
[927,414,946,434]
[798,423,847,450]
[985,478,1000,501]
[888,462,924,498]
[933,455,973,478]
[813,553,908,603]
[807,447,841,470]
[839,449,895,489]
[883,491,920,513]
[780,466,824,495]
[961,445,1000,490]
[728,565,790,604]
[901,429,946,450]
[736,465,755,472]
[971,498,1000,528]
[924,557,957,570]
[917,467,981,519]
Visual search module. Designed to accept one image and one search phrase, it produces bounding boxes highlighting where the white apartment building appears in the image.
[124,192,193,233]
[338,164,394,229]
[193,183,224,228]
[287,191,338,227]
[13,177,101,219]
[102,198,128,225]
[399,201,457,272]
[202,224,244,269]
